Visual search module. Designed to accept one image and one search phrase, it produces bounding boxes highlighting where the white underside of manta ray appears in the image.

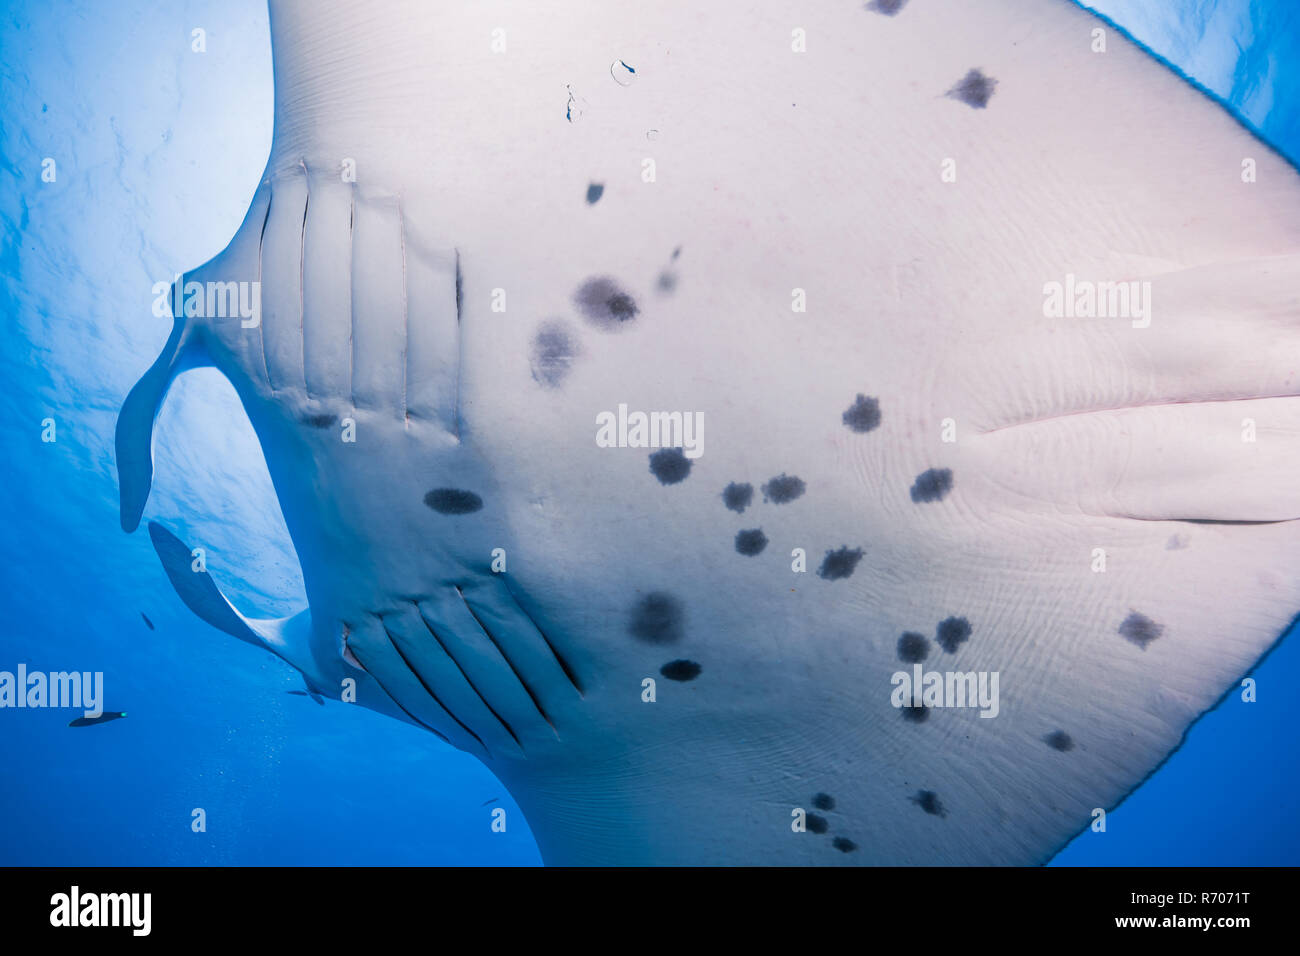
[116,0,1300,865]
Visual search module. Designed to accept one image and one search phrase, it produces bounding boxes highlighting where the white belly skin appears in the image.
[123,0,1300,863]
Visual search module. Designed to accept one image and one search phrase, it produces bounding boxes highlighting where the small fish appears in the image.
[69,712,127,728]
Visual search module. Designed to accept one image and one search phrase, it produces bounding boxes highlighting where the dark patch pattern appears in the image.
[1044,730,1074,752]
[574,276,639,330]
[649,447,692,485]
[140,612,154,631]
[586,182,604,204]
[660,659,702,681]
[897,631,930,663]
[817,546,864,581]
[832,837,858,853]
[723,482,754,513]
[842,394,882,433]
[806,812,829,834]
[657,271,677,292]
[530,320,580,389]
[762,473,806,504]
[69,712,127,728]
[947,68,997,109]
[910,468,953,503]
[812,793,835,811]
[303,412,337,429]
[1119,611,1164,650]
[867,0,908,14]
[935,616,972,654]
[735,528,769,556]
[911,790,947,818]
[901,704,929,723]
[424,488,484,515]
[629,592,685,645]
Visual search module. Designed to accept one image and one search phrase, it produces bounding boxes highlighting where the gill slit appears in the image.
[501,580,584,697]
[379,616,491,756]
[453,248,463,440]
[256,182,274,391]
[344,637,450,744]
[298,159,309,396]
[399,195,409,425]
[454,586,560,736]
[347,186,356,409]
[414,601,523,751]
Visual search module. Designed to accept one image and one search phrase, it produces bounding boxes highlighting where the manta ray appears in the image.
[116,0,1300,865]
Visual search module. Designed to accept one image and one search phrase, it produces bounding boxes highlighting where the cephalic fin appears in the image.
[146,520,312,670]
[145,521,421,729]
[115,306,208,533]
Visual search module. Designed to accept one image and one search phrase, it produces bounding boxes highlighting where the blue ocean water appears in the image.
[0,0,1296,866]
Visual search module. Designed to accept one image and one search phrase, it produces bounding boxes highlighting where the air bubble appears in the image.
[611,59,637,86]
[565,85,589,123]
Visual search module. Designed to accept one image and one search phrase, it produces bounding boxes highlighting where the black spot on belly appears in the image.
[303,412,337,429]
[817,546,864,581]
[723,482,754,513]
[660,659,702,681]
[901,704,929,723]
[910,790,947,818]
[530,320,581,389]
[910,468,953,503]
[868,0,908,15]
[656,271,678,293]
[527,316,579,387]
[140,612,154,631]
[629,592,685,644]
[586,182,604,204]
[735,528,769,556]
[1044,730,1074,752]
[832,836,858,853]
[842,394,882,433]
[649,447,692,485]
[575,276,639,330]
[947,68,997,109]
[423,488,484,515]
[762,473,806,504]
[806,813,829,834]
[812,793,835,811]
[897,631,930,663]
[1119,611,1163,650]
[935,616,972,654]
